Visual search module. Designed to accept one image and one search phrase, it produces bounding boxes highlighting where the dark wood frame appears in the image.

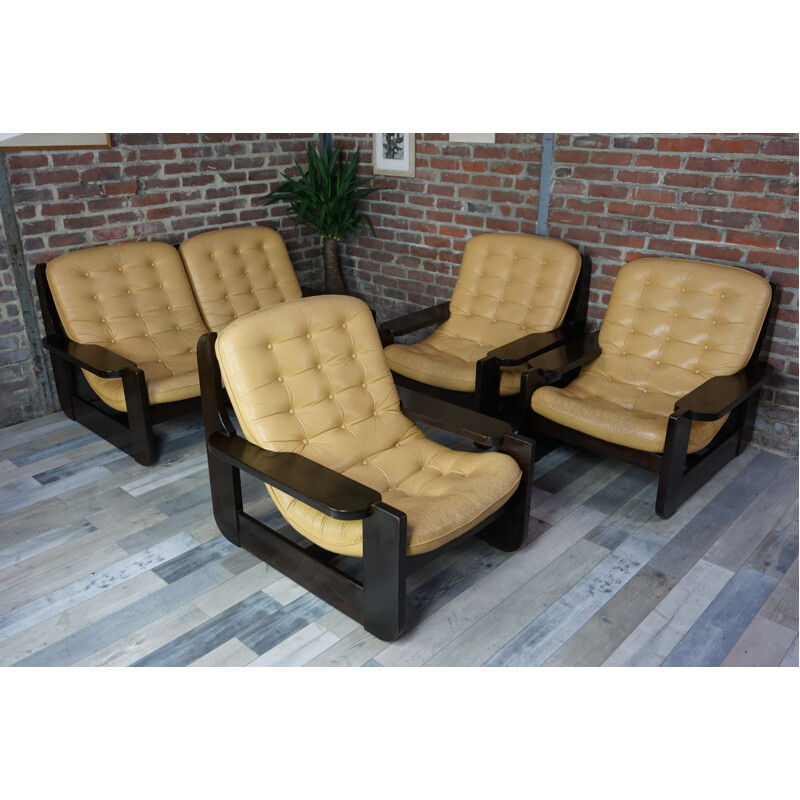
[378,254,591,424]
[197,331,535,641]
[35,262,202,466]
[518,283,778,518]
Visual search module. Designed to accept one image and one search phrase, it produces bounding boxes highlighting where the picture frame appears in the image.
[373,133,415,177]
[0,133,111,151]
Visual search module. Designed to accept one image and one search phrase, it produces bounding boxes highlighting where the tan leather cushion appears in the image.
[533,257,772,453]
[384,233,581,394]
[180,226,302,333]
[47,241,209,412]
[215,294,522,556]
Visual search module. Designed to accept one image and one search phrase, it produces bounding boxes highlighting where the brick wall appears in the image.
[0,131,797,457]
[0,133,322,427]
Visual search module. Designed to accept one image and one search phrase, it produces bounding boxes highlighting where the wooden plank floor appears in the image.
[0,410,797,668]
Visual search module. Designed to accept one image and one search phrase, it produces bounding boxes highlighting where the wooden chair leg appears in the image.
[480,433,535,552]
[207,452,243,546]
[657,412,692,518]
[362,502,407,641]
[122,369,156,466]
[736,391,761,456]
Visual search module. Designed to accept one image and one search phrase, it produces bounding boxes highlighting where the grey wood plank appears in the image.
[583,465,656,516]
[379,506,608,667]
[544,566,678,667]
[602,559,734,667]
[533,450,605,493]
[306,627,390,667]
[1,532,201,643]
[744,498,799,580]
[758,557,798,632]
[647,451,784,580]
[779,636,798,667]
[661,566,779,667]
[132,590,283,667]
[705,461,798,574]
[484,529,667,667]
[248,622,339,667]
[152,536,237,583]
[189,637,258,667]
[720,615,797,667]
[0,522,96,571]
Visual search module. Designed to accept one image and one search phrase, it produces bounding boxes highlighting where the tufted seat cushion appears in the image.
[384,233,581,394]
[180,226,302,333]
[215,294,522,556]
[532,258,772,453]
[46,241,210,412]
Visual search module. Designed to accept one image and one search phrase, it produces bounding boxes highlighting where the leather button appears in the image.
[306,334,312,339]
[167,305,172,310]
[317,364,322,370]
[704,346,709,350]
[289,409,294,414]
[665,337,670,341]
[127,290,132,294]
[218,274,223,279]
[302,439,308,444]
[681,288,686,293]
[352,354,357,358]
[150,263,156,268]
[267,344,273,350]
[118,267,123,272]
[84,272,90,277]
[673,313,678,317]
[656,361,661,365]
[210,253,216,259]
[363,460,368,466]
[93,295,98,300]
[695,370,700,374]
[135,312,140,317]
[101,318,106,323]
[157,358,162,363]
[329,394,334,400]
[158,284,163,289]
[712,320,717,325]
[637,305,642,309]
[277,377,283,382]
[342,323,348,329]
[362,383,367,388]
[721,293,725,298]
[341,424,346,429]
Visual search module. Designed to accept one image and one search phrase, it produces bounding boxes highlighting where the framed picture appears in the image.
[0,133,111,151]
[373,133,415,177]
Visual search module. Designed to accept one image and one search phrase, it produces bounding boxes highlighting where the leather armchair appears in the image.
[519,257,776,518]
[36,242,210,465]
[199,294,535,640]
[378,232,588,420]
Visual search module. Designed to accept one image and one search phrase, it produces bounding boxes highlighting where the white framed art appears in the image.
[373,133,415,177]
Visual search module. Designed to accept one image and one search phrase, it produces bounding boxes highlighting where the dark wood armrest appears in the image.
[42,335,139,377]
[378,301,450,341]
[207,431,381,520]
[524,330,601,382]
[674,362,775,421]
[397,385,512,446]
[484,324,586,367]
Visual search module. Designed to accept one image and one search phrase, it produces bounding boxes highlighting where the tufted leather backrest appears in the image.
[216,295,422,472]
[586,257,772,397]
[441,233,581,346]
[46,241,209,365]
[180,226,302,332]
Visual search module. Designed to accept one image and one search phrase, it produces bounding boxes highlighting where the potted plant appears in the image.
[260,140,377,294]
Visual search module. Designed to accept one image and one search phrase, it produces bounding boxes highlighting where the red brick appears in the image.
[588,184,628,200]
[726,230,780,249]
[458,187,489,201]
[41,201,86,216]
[604,233,646,248]
[632,187,677,204]
[746,251,798,270]
[636,154,682,169]
[57,184,102,200]
[92,226,129,242]
[649,238,694,255]
[485,218,519,232]
[439,171,470,184]
[628,220,671,235]
[574,166,616,181]
[82,166,122,182]
[163,133,201,144]
[586,215,625,231]
[768,179,799,196]
[612,136,655,150]
[495,162,523,175]
[617,169,660,184]
[707,138,760,154]
[551,211,585,226]
[556,149,591,164]
[590,152,633,166]
[48,233,88,248]
[763,139,799,156]
[462,161,489,173]
[759,215,798,233]
[64,215,106,229]
[674,224,722,242]
[7,153,49,169]
[657,137,705,152]
[52,152,96,167]
[471,174,503,187]
[572,135,611,149]
[685,157,735,172]
[566,198,606,213]
[103,180,138,196]
[680,191,731,207]
[700,209,753,228]
[713,175,768,193]
[553,180,587,195]
[33,169,80,185]
[608,201,652,218]
[732,196,785,214]
[739,159,794,176]
[565,228,603,243]
[664,173,712,188]
[694,244,745,261]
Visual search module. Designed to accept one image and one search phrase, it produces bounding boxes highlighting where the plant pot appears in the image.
[322,237,348,295]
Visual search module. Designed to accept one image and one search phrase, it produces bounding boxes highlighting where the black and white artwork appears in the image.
[373,133,415,176]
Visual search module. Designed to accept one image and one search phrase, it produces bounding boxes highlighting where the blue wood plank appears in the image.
[485,528,667,667]
[648,452,783,580]
[746,507,799,580]
[239,592,332,655]
[584,465,655,515]
[152,536,237,583]
[155,484,213,517]
[533,451,604,494]
[661,566,779,667]
[14,562,230,667]
[10,433,100,467]
[133,591,283,667]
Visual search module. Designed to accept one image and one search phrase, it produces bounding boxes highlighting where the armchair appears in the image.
[378,233,588,421]
[199,294,534,640]
[519,257,776,518]
[36,242,209,465]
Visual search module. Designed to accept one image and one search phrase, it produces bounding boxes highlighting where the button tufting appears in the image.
[93,295,98,300]
[306,334,312,339]
[352,353,357,358]
[127,290,132,294]
[712,320,717,325]
[363,460,368,466]
[362,383,367,388]
[101,318,106,323]
[695,370,700,374]
[84,272,90,277]
[289,409,294,414]
[158,284,163,289]
[317,364,322,370]
[341,424,346,429]
[721,293,725,298]
[277,377,283,382]
[302,439,308,444]
[329,394,334,400]
[267,344,273,350]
